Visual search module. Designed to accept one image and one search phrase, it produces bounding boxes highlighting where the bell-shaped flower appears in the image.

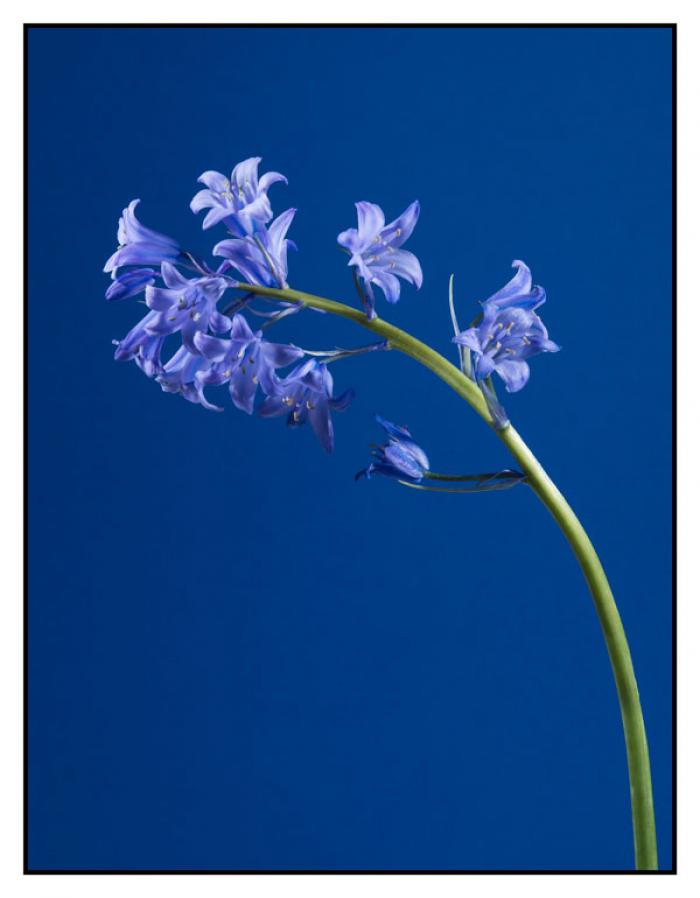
[258,360,354,453]
[454,304,560,394]
[155,346,222,412]
[214,208,296,288]
[481,259,546,313]
[112,310,167,378]
[193,313,304,414]
[143,263,231,352]
[356,415,430,482]
[104,200,183,276]
[337,200,422,318]
[190,157,287,235]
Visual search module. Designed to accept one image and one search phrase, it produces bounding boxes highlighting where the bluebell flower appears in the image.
[481,259,546,313]
[214,208,296,288]
[453,304,560,394]
[105,267,157,302]
[356,415,430,482]
[337,201,422,318]
[104,200,183,276]
[155,346,222,412]
[112,310,167,378]
[193,313,304,414]
[258,360,354,453]
[190,157,287,235]
[143,263,231,352]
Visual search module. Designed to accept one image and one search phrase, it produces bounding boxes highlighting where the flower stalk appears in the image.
[104,160,657,869]
[237,280,658,871]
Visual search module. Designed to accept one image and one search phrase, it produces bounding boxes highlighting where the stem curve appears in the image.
[238,281,658,870]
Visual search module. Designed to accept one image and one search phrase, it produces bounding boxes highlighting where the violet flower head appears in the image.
[214,208,297,288]
[190,157,287,236]
[112,309,167,378]
[337,201,422,319]
[104,200,183,281]
[194,313,304,414]
[156,346,222,412]
[258,359,354,453]
[454,304,560,394]
[142,263,231,353]
[357,415,430,482]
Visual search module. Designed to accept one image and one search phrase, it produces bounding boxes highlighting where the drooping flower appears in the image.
[143,263,231,352]
[453,304,560,394]
[480,259,546,313]
[104,200,183,276]
[190,157,287,235]
[258,360,354,453]
[105,267,157,302]
[112,310,167,378]
[214,208,297,288]
[193,313,304,414]
[337,201,422,318]
[155,346,222,412]
[356,415,430,482]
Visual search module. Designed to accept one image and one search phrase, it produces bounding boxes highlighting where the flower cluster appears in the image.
[105,157,559,461]
[105,157,353,451]
[453,260,560,427]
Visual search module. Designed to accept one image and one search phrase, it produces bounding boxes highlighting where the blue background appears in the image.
[27,26,673,871]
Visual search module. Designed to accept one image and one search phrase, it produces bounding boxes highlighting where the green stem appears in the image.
[238,282,658,870]
[425,470,520,482]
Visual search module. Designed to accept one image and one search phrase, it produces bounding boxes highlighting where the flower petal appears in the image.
[261,341,304,368]
[197,170,230,192]
[308,398,334,453]
[231,157,262,192]
[105,268,156,301]
[259,171,288,192]
[160,261,189,289]
[193,333,231,361]
[495,358,531,393]
[371,270,402,304]
[229,367,258,414]
[376,249,423,288]
[190,188,215,214]
[382,200,420,247]
[355,202,385,245]
[145,285,177,311]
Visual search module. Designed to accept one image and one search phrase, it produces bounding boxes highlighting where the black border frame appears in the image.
[23,21,677,876]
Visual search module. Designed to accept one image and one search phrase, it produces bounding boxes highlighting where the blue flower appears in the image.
[480,259,546,313]
[112,310,167,378]
[356,415,430,482]
[258,359,354,453]
[155,346,222,412]
[214,208,297,288]
[453,304,560,394]
[104,200,183,276]
[105,267,157,302]
[190,157,287,235]
[337,201,422,318]
[143,263,231,352]
[193,313,304,414]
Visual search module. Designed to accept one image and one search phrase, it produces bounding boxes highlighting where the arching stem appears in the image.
[236,281,658,870]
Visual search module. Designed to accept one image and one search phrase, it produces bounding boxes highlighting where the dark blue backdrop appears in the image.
[27,26,673,871]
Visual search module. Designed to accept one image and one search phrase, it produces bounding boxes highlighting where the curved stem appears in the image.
[499,428,658,870]
[238,282,658,870]
[425,470,521,483]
